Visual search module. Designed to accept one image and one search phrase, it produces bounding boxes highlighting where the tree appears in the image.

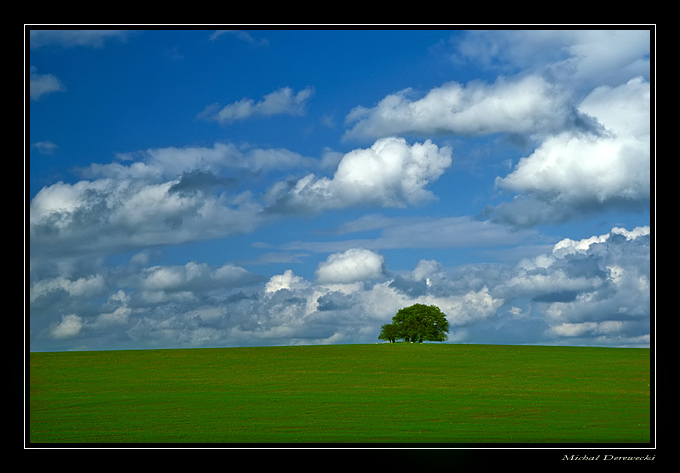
[378,322,400,343]
[379,304,449,343]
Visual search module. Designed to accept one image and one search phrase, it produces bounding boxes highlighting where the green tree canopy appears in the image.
[378,304,449,343]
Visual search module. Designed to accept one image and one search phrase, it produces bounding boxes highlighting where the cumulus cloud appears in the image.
[50,314,83,339]
[315,248,386,284]
[541,229,651,327]
[29,141,326,261]
[348,30,649,144]
[264,137,452,213]
[494,133,648,209]
[492,226,651,347]
[487,77,650,226]
[413,259,442,283]
[497,81,649,203]
[202,87,315,123]
[222,262,505,347]
[342,31,650,228]
[29,138,452,261]
[91,291,132,328]
[456,31,652,227]
[265,269,309,293]
[29,177,264,258]
[578,76,651,138]
[344,75,595,140]
[30,223,649,350]
[552,226,650,258]
[29,30,651,352]
[138,262,260,303]
[30,274,106,306]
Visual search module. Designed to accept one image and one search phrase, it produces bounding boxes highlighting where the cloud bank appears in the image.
[29,136,452,260]
[30,226,649,350]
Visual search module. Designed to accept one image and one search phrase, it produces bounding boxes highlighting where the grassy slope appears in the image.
[28,343,651,444]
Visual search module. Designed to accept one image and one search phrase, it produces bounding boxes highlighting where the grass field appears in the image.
[28,343,651,444]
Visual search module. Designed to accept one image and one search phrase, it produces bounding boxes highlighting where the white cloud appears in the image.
[490,77,650,225]
[534,227,650,337]
[578,76,651,138]
[545,320,648,347]
[547,321,612,337]
[496,131,649,204]
[499,226,650,305]
[553,30,650,88]
[315,248,385,284]
[204,87,315,123]
[30,66,65,100]
[29,223,649,350]
[50,314,83,339]
[141,263,204,291]
[342,31,650,228]
[264,137,452,212]
[454,33,651,225]
[333,138,452,205]
[91,289,132,330]
[93,305,132,328]
[29,138,451,263]
[552,226,650,258]
[29,175,264,258]
[265,269,309,293]
[89,143,242,180]
[439,287,504,325]
[33,141,58,154]
[138,262,259,303]
[85,143,318,180]
[30,274,106,304]
[344,75,588,140]
[358,279,503,328]
[28,30,651,352]
[413,259,442,283]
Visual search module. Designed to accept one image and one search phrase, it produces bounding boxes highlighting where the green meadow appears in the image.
[28,343,651,444]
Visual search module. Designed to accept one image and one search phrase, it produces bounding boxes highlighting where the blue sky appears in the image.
[28,28,652,351]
